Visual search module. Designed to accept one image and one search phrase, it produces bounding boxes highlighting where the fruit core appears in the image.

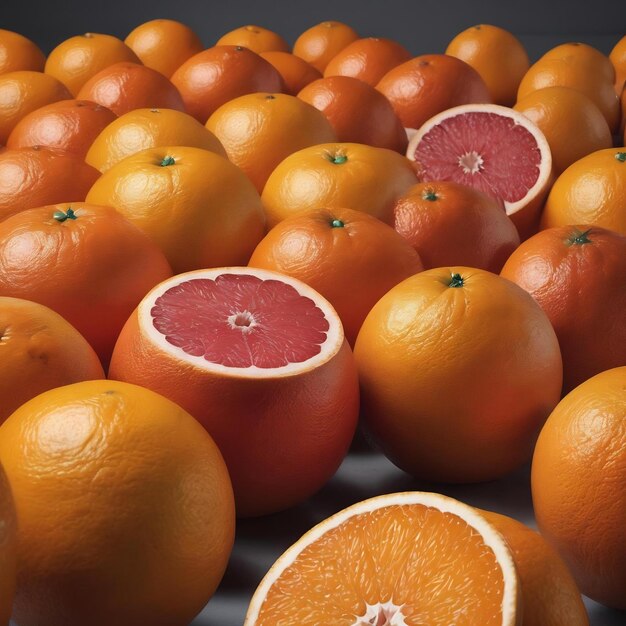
[352,602,408,626]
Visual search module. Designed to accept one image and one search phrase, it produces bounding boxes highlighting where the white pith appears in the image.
[458,150,484,174]
[405,103,552,217]
[138,267,344,379]
[244,491,519,626]
[352,601,408,626]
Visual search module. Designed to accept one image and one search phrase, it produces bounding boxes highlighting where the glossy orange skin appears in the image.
[293,21,359,73]
[86,146,266,273]
[259,51,322,95]
[86,107,226,173]
[261,142,419,226]
[324,37,411,86]
[376,54,492,129]
[124,19,203,78]
[541,148,626,235]
[0,147,100,221]
[392,181,519,271]
[76,62,185,117]
[171,46,284,122]
[610,35,626,94]
[217,25,289,54]
[514,87,612,175]
[0,203,172,366]
[249,207,423,345]
[540,42,615,83]
[0,71,71,144]
[501,225,626,394]
[0,29,45,75]
[298,75,408,152]
[0,380,235,626]
[0,297,104,424]
[480,510,588,626]
[0,462,16,626]
[7,99,116,158]
[109,299,360,517]
[354,268,562,482]
[206,92,336,192]
[532,367,626,609]
[44,33,140,97]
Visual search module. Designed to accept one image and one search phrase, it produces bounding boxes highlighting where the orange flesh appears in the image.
[256,505,505,625]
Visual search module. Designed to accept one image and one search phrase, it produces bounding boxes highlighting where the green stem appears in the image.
[53,208,77,222]
[160,156,175,166]
[449,273,464,288]
[331,219,345,228]
[567,228,593,245]
[615,152,626,163]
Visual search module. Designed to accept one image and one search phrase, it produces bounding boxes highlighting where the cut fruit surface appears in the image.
[245,492,520,625]
[406,104,552,238]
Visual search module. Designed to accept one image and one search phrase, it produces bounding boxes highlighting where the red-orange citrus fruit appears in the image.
[293,21,359,73]
[0,29,45,75]
[216,25,289,53]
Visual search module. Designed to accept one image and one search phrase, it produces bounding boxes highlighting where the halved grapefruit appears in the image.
[109,267,360,517]
[245,492,521,625]
[406,104,552,239]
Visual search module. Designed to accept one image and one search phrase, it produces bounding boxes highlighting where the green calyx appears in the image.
[328,154,347,164]
[567,228,593,245]
[423,190,438,201]
[615,152,626,163]
[330,219,345,228]
[449,273,464,288]
[160,155,175,167]
[53,208,77,223]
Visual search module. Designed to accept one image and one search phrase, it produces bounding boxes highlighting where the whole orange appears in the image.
[298,75,408,152]
[261,142,418,226]
[541,148,626,234]
[171,45,284,122]
[0,147,100,221]
[0,29,45,75]
[0,380,235,626]
[124,19,203,78]
[501,225,626,394]
[44,32,140,97]
[392,181,520,271]
[259,51,322,95]
[0,297,105,424]
[532,367,626,609]
[86,146,266,273]
[206,92,335,192]
[76,62,185,117]
[0,71,71,144]
[86,107,225,172]
[248,207,423,344]
[293,21,359,73]
[376,54,492,130]
[0,461,16,626]
[445,24,530,106]
[323,37,411,86]
[610,34,626,94]
[0,203,172,366]
[540,42,615,84]
[217,24,289,53]
[513,86,612,174]
[354,268,562,482]
[7,99,116,159]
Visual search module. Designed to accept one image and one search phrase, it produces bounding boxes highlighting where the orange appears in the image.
[216,24,289,53]
[392,181,520,272]
[445,24,530,106]
[124,19,203,78]
[479,510,589,626]
[171,45,284,122]
[539,42,615,84]
[7,99,116,159]
[261,142,418,226]
[376,54,492,130]
[513,86,612,175]
[86,107,225,172]
[245,492,521,625]
[86,146,266,273]
[541,148,626,234]
[44,32,140,97]
[109,267,359,517]
[298,75,408,152]
[0,71,71,144]
[501,225,626,394]
[0,147,100,221]
[293,21,359,73]
[76,61,185,117]
[0,297,105,424]
[532,366,626,609]
[206,92,336,192]
[0,203,172,366]
[248,207,423,344]
[0,29,45,75]
[354,268,562,482]
[0,461,16,626]
[610,34,626,94]
[323,37,411,86]
[259,51,322,95]
[0,379,234,626]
